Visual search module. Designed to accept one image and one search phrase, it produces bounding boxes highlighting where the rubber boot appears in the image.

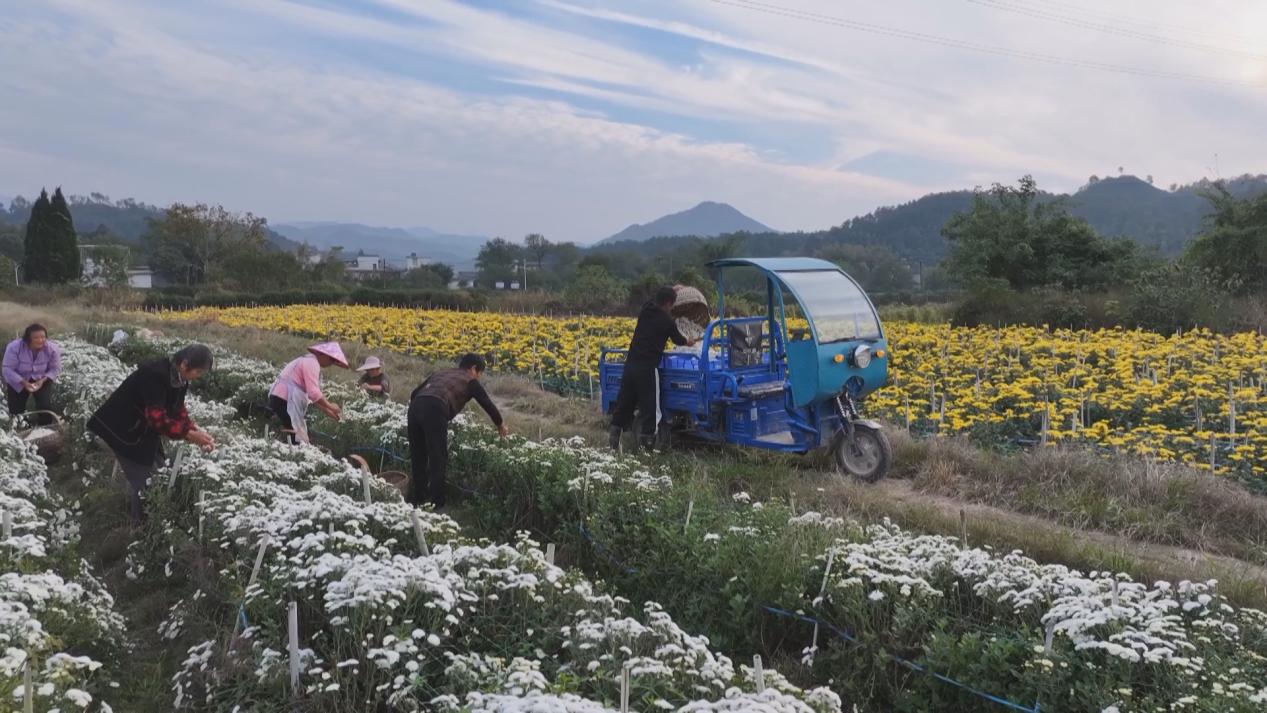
[608,426,623,451]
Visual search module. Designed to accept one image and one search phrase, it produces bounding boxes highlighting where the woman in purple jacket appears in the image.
[3,323,61,425]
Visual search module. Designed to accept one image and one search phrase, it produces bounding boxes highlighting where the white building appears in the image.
[345,254,397,280]
[405,253,429,270]
[127,267,154,289]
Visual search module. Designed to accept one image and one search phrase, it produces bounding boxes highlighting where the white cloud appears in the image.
[2,0,1266,243]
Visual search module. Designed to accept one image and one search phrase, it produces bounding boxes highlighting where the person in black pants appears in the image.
[609,286,696,451]
[407,353,508,508]
[87,345,218,525]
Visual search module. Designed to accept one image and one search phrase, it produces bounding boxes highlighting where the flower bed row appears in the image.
[99,332,1267,713]
[55,337,841,711]
[0,411,126,711]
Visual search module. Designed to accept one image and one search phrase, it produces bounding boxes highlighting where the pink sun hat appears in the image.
[307,341,349,368]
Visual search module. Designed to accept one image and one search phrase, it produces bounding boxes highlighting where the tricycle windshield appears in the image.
[776,269,881,343]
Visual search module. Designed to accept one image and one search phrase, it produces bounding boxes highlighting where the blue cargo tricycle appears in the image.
[599,257,892,481]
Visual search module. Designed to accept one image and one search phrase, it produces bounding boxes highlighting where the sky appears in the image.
[2,0,1267,244]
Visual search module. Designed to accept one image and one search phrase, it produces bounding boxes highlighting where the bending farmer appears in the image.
[610,286,696,451]
[407,353,508,508]
[270,342,347,443]
[3,323,61,425]
[88,344,217,525]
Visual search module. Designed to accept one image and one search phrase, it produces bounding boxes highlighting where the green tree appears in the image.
[21,190,53,283]
[942,175,1139,290]
[46,188,81,282]
[0,256,16,288]
[1183,184,1267,295]
[818,244,913,293]
[82,245,130,287]
[144,203,268,286]
[523,233,551,269]
[475,238,522,288]
[563,265,626,313]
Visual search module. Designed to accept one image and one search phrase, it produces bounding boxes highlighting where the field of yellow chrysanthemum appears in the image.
[151,305,1267,478]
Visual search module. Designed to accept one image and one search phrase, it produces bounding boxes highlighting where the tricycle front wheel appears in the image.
[831,424,891,483]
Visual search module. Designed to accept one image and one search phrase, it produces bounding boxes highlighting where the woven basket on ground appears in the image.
[17,411,66,464]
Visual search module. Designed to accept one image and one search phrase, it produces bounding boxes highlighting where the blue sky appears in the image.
[3,0,1266,243]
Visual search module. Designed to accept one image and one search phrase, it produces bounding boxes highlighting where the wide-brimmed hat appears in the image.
[355,356,383,372]
[307,341,349,368]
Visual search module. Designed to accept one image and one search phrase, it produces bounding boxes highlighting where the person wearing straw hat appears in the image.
[269,341,347,444]
[356,356,391,399]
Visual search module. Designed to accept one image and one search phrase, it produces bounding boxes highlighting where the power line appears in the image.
[967,0,1267,63]
[1002,0,1263,46]
[706,0,1262,86]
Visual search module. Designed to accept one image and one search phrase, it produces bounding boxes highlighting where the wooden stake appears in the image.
[1228,383,1237,436]
[288,601,301,693]
[411,509,430,556]
[684,500,694,532]
[361,470,372,504]
[753,654,765,693]
[545,543,556,565]
[1,510,11,541]
[1210,433,1217,472]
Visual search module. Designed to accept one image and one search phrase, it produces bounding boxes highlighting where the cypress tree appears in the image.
[48,187,80,283]
[21,189,52,283]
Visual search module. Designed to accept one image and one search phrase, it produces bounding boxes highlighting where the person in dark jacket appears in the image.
[609,285,696,451]
[407,353,508,508]
[88,344,217,525]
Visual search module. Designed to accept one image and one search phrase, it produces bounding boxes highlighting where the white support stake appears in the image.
[959,508,968,551]
[167,444,186,488]
[545,543,556,565]
[753,654,765,693]
[410,509,430,556]
[287,601,301,693]
[683,500,694,533]
[23,656,33,713]
[1,510,11,541]
[197,491,206,541]
[248,534,270,590]
[620,662,631,713]
[361,469,372,504]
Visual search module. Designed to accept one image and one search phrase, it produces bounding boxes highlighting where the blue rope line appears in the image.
[762,605,1040,713]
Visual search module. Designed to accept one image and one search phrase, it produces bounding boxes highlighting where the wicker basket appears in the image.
[377,471,410,497]
[671,285,712,342]
[17,411,65,464]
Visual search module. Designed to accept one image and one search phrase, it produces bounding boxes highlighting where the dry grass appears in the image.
[886,429,1267,564]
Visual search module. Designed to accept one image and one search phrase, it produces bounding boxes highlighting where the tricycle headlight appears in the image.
[852,344,872,368]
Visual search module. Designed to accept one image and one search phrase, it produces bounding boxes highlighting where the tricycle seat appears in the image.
[738,381,784,398]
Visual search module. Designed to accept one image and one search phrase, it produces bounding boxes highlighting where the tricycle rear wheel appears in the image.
[831,424,891,483]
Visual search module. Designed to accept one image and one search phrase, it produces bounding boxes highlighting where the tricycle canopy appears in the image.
[706,257,887,408]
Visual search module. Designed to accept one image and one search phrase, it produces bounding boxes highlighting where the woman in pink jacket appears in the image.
[269,342,347,444]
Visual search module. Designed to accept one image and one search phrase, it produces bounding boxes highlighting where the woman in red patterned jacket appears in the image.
[89,344,217,525]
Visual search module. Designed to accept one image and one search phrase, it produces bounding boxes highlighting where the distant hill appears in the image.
[599,201,773,244]
[589,175,1267,267]
[0,193,298,251]
[272,222,487,268]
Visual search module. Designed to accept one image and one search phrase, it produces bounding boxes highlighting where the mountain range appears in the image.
[599,201,773,244]
[270,223,487,268]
